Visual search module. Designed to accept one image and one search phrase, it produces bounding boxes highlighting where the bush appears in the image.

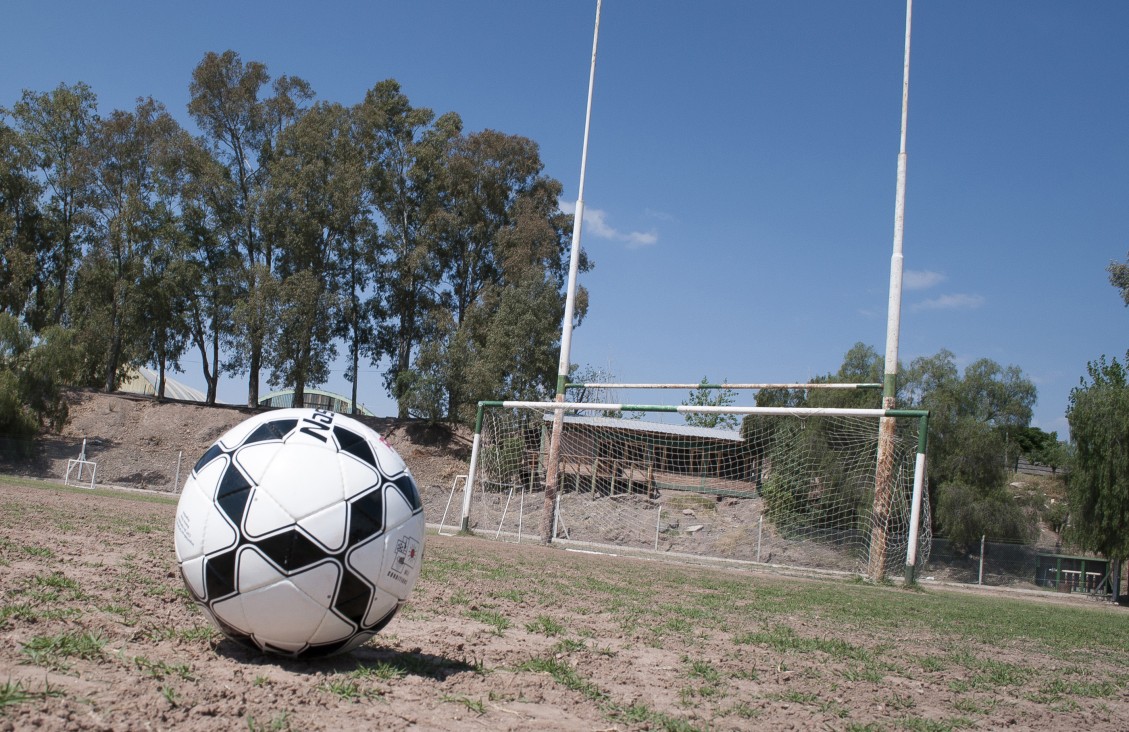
[935,481,1038,552]
[0,316,80,437]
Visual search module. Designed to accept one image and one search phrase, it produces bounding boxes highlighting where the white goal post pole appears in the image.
[546,0,603,543]
[461,409,485,533]
[870,0,914,583]
[904,415,929,583]
[565,383,882,391]
[484,400,924,420]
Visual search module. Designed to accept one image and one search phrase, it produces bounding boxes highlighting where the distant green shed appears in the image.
[1035,553,1112,595]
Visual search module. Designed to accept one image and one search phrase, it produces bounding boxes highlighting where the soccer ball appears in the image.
[173,408,425,659]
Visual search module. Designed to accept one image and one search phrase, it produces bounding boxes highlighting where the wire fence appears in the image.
[926,536,1116,597]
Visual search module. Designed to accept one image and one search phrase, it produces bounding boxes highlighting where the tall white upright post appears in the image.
[543,0,603,542]
[869,0,914,582]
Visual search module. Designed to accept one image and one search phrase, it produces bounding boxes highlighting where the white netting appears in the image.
[463,404,929,577]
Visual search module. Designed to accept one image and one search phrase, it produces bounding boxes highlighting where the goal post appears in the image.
[462,400,930,581]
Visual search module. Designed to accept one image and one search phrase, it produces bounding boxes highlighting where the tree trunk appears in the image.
[247,341,260,408]
[350,335,360,415]
[206,325,219,406]
[104,309,123,394]
[157,353,167,402]
[396,336,411,419]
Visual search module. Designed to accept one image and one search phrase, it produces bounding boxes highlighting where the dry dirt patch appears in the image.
[2,479,1128,731]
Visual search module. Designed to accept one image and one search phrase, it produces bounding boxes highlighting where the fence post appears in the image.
[757,515,763,563]
[172,451,183,492]
[978,535,986,585]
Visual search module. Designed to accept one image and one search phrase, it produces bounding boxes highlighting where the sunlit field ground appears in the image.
[1,476,1126,731]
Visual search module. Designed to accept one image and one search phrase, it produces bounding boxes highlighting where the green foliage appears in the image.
[1066,353,1129,559]
[742,346,886,536]
[1044,499,1069,535]
[1015,426,1072,473]
[21,630,105,669]
[70,97,191,392]
[807,342,884,410]
[743,344,1039,546]
[901,349,1038,542]
[6,82,98,330]
[0,121,48,326]
[189,50,314,407]
[0,314,81,439]
[487,435,526,483]
[682,376,738,430]
[5,61,582,422]
[935,481,1037,550]
[1108,255,1129,307]
[0,678,62,711]
[758,416,875,538]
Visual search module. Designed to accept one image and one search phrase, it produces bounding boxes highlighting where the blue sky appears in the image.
[3,1,1127,436]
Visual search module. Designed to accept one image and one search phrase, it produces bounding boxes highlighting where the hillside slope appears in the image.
[10,390,471,496]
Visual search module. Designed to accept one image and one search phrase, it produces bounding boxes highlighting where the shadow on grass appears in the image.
[213,638,479,680]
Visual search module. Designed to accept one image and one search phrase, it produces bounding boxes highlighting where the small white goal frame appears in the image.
[64,438,98,490]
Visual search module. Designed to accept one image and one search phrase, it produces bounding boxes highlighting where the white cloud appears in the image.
[643,208,676,223]
[912,293,985,312]
[560,201,658,248]
[903,269,945,290]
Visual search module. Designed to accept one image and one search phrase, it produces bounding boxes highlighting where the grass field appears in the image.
[1,476,1127,730]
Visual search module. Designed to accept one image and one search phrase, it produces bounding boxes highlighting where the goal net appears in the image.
[458,400,930,578]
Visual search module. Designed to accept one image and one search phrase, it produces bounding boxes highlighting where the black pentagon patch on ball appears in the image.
[254,529,334,571]
[244,418,299,445]
[347,487,384,546]
[216,462,254,527]
[391,474,422,513]
[192,443,226,473]
[333,566,375,627]
[204,547,239,600]
[333,425,378,469]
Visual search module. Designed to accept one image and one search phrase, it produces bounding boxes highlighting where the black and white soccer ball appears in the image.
[174,408,425,659]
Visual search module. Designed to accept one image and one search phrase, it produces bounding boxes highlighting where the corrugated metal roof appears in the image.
[545,413,743,442]
[118,367,207,402]
[259,388,376,417]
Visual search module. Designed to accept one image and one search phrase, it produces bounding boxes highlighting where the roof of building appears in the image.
[117,367,206,402]
[259,388,376,417]
[546,413,743,442]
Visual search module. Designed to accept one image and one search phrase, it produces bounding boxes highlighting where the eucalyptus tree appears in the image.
[136,223,195,400]
[263,101,369,408]
[6,82,98,327]
[175,135,240,404]
[187,50,313,407]
[355,80,459,418]
[0,121,47,322]
[441,132,586,421]
[71,97,186,393]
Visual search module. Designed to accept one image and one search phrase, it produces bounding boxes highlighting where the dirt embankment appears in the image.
[4,390,472,496]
